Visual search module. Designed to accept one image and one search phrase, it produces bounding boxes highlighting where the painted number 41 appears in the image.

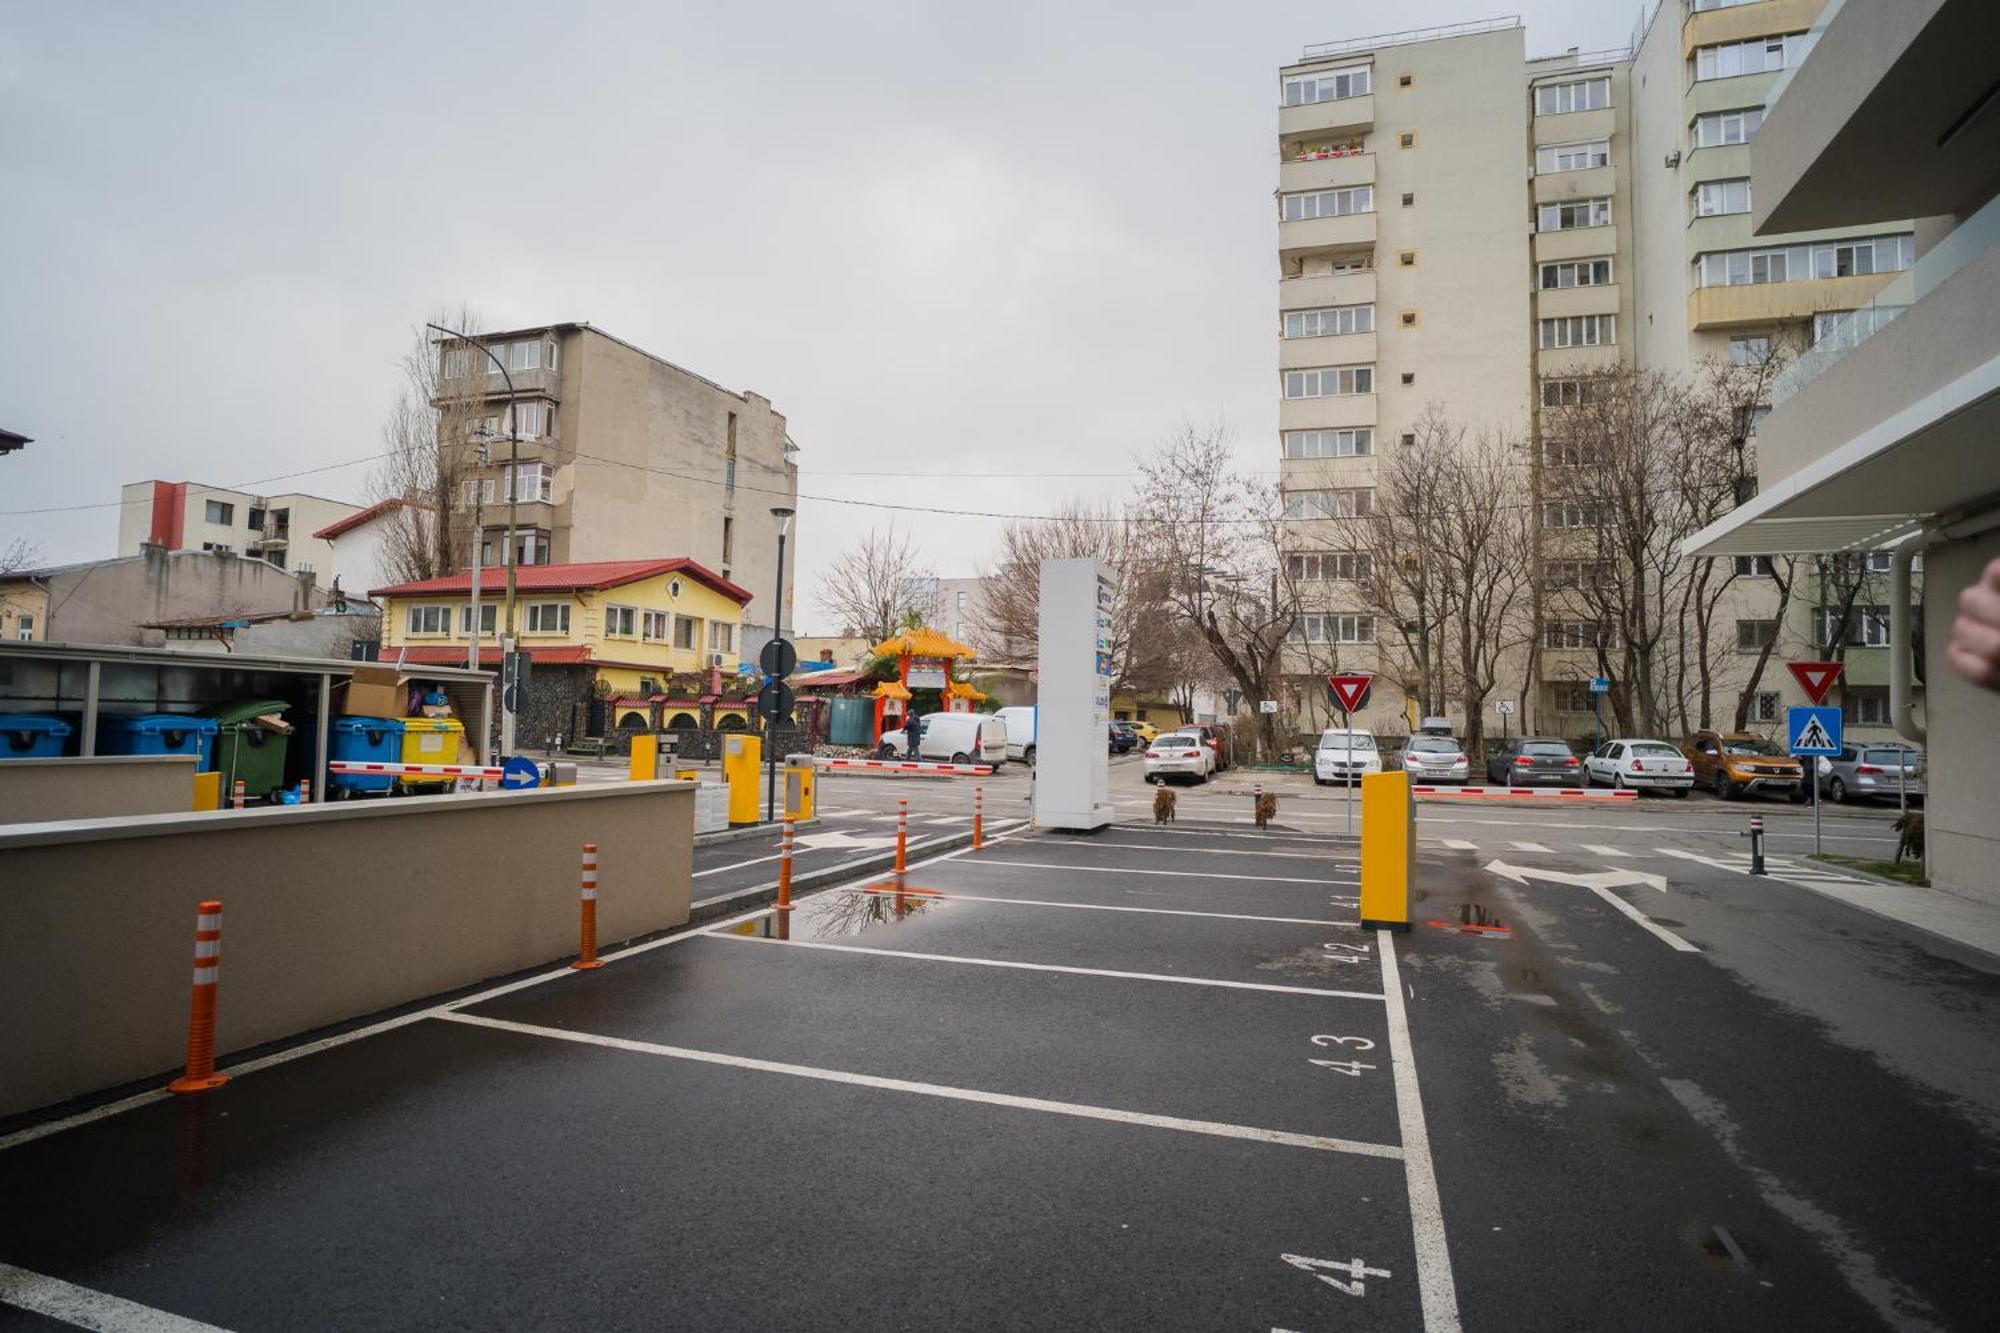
[1281,1252,1392,1297]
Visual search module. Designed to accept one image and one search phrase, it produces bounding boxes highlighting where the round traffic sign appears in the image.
[499,756,543,789]
[759,638,798,678]
[757,680,796,722]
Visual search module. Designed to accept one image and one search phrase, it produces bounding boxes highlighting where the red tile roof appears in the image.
[313,497,433,541]
[369,558,751,604]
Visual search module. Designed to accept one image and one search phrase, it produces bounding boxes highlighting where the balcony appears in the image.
[1533,224,1618,265]
[1279,211,1378,264]
[438,365,563,404]
[1279,270,1376,309]
[1534,283,1619,320]
[1532,107,1614,147]
[1280,331,1378,370]
[1683,0,1822,58]
[1687,271,1899,330]
[1536,343,1621,374]
[1532,164,1615,205]
[1279,393,1377,432]
[1278,150,1375,195]
[1279,93,1374,143]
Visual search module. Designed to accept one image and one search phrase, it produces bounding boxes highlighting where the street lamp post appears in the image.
[765,506,795,823]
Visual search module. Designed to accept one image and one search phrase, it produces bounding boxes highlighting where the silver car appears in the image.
[1818,743,1925,804]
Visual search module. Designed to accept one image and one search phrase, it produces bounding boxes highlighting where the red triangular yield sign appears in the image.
[1327,672,1373,714]
[1786,660,1843,705]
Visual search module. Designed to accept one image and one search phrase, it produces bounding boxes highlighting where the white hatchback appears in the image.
[1315,729,1382,786]
[1585,738,1694,794]
[1144,732,1215,784]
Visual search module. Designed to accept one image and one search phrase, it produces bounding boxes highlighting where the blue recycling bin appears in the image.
[98,714,220,770]
[328,716,405,796]
[1,714,74,759]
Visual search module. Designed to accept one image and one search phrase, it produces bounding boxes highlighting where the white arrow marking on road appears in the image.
[794,829,899,852]
[1484,860,1695,953]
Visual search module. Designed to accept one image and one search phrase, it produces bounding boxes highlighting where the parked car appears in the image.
[1314,728,1381,786]
[1185,721,1232,772]
[1123,720,1160,746]
[877,712,1008,767]
[1681,730,1806,801]
[1400,735,1470,784]
[1485,737,1583,786]
[1584,738,1693,795]
[1819,743,1926,804]
[1109,721,1138,754]
[1144,730,1214,784]
[991,705,1037,764]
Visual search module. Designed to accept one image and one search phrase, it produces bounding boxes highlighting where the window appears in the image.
[1695,34,1804,82]
[201,542,234,554]
[1865,551,1896,575]
[1397,73,1412,87]
[1290,613,1375,644]
[1844,688,1891,726]
[503,463,551,503]
[1541,378,1593,407]
[1730,336,1772,366]
[721,515,735,563]
[546,340,559,372]
[509,339,541,372]
[1535,76,1609,116]
[462,478,497,507]
[1692,0,1761,11]
[1751,691,1781,723]
[482,529,550,566]
[1283,65,1370,105]
[642,610,669,641]
[1691,178,1752,219]
[1284,365,1374,398]
[603,604,638,638]
[1541,438,1602,467]
[1543,559,1610,590]
[1734,556,1775,577]
[1539,315,1615,348]
[1399,310,1418,327]
[204,500,235,525]
[673,615,700,650]
[458,604,498,635]
[1281,186,1373,220]
[247,507,265,530]
[709,621,734,653]
[1542,501,1607,529]
[1691,106,1764,149]
[510,401,547,439]
[1539,258,1613,290]
[1545,620,1613,650]
[442,346,472,379]
[405,605,451,635]
[1287,552,1373,581]
[1283,428,1373,459]
[1283,488,1375,520]
[525,602,571,635]
[1820,606,1891,649]
[1734,404,1770,438]
[1538,197,1611,231]
[1550,680,1596,712]
[1735,618,1778,649]
[1399,372,1415,385]
[1398,131,1415,149]
[1283,304,1374,338]
[15,614,33,641]
[1401,192,1414,207]
[1535,139,1610,173]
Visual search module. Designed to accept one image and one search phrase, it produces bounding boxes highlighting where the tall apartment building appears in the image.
[435,323,800,646]
[1275,3,1918,741]
[116,481,360,579]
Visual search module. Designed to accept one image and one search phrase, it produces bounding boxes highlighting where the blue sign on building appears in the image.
[1786,705,1843,757]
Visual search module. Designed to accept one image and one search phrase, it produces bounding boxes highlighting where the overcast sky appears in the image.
[0,0,1639,633]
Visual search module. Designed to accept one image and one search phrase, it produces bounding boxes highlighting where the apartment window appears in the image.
[441,346,472,379]
[1730,336,1772,366]
[1535,76,1610,116]
[1287,552,1373,581]
[510,401,547,439]
[1844,688,1891,726]
[457,604,498,635]
[405,605,451,635]
[1542,501,1606,529]
[1397,73,1412,87]
[1541,438,1603,468]
[1550,680,1596,712]
[1282,186,1373,220]
[1397,250,1417,267]
[483,530,550,567]
[1535,139,1610,173]
[641,609,670,641]
[1541,378,1592,407]
[545,339,559,371]
[525,602,571,635]
[1398,131,1415,149]
[1284,365,1373,398]
[1283,66,1370,106]
[1751,691,1781,723]
[1865,551,1897,575]
[1399,372,1415,385]
[1692,0,1761,11]
[601,604,637,638]
[503,463,551,503]
[247,506,266,530]
[15,614,34,641]
[1291,613,1375,644]
[1539,258,1612,290]
[204,500,235,525]
[1543,559,1610,591]
[1733,555,1775,578]
[1691,106,1764,149]
[1539,315,1615,349]
[509,339,542,372]
[201,542,234,554]
[1401,191,1414,207]
[1283,428,1373,459]
[1399,311,1418,327]
[673,615,700,651]
[709,621,735,653]
[1735,404,1770,438]
[1736,618,1778,650]
[1695,33,1804,82]
[462,478,498,507]
[1692,178,1752,219]
[1283,488,1375,520]
[1538,197,1611,231]
[1545,620,1613,650]
[1283,304,1374,338]
[1820,606,1892,649]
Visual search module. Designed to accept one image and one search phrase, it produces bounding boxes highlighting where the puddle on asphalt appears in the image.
[1426,904,1513,938]
[759,885,939,939]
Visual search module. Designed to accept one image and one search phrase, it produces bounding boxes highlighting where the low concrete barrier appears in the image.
[0,754,198,824]
[0,780,694,1118]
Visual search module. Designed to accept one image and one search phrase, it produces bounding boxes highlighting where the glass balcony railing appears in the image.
[1770,300,1906,407]
[1763,0,1845,111]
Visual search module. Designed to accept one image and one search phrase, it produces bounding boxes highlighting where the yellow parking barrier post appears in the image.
[192,771,221,812]
[1359,770,1413,932]
[723,733,762,826]
[630,735,658,782]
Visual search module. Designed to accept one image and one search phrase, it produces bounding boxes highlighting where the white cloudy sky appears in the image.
[0,0,1637,633]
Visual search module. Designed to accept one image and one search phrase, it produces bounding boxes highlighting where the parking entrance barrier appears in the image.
[167,900,229,1095]
[972,786,985,850]
[896,798,908,875]
[777,817,796,913]
[230,780,246,810]
[571,843,605,971]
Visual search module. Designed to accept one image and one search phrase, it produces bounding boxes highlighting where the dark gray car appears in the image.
[1485,736,1584,786]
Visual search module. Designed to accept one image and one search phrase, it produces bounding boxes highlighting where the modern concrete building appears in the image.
[433,324,799,649]
[1688,0,2000,902]
[116,480,360,578]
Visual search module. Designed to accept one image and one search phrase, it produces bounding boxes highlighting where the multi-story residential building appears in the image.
[117,481,361,579]
[1688,0,1999,902]
[432,323,799,648]
[1274,4,1919,742]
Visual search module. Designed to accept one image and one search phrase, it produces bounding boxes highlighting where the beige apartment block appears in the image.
[116,481,359,580]
[435,324,800,646]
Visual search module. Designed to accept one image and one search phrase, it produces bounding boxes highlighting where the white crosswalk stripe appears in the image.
[1510,841,1554,853]
[1439,839,1478,851]
[1583,844,1629,858]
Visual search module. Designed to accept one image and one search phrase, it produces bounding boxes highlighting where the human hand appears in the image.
[1946,555,2000,690]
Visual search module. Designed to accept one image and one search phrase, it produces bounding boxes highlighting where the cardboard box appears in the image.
[336,665,409,720]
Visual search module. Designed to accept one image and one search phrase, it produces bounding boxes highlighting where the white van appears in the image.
[991,705,1037,763]
[878,712,1009,767]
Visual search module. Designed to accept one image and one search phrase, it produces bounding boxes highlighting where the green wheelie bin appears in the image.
[202,699,295,802]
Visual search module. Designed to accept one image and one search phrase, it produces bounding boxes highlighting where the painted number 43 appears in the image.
[1308,1033,1376,1076]
[1281,1252,1392,1297]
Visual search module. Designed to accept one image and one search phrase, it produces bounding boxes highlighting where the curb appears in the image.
[694,819,818,849]
[687,829,980,925]
[1803,856,1929,891]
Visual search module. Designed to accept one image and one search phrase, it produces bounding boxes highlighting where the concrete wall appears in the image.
[0,755,195,823]
[38,548,329,648]
[1923,530,2000,906]
[0,780,694,1116]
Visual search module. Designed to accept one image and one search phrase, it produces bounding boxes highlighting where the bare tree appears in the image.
[367,306,484,586]
[818,525,933,644]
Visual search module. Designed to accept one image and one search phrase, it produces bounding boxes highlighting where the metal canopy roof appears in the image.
[0,640,493,681]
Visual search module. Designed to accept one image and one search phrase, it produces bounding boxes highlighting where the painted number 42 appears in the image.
[1281,1252,1392,1296]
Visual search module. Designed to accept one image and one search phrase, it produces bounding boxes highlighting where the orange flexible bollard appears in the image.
[168,900,229,1094]
[776,816,795,913]
[231,780,246,810]
[572,843,604,971]
[299,778,312,804]
[895,798,908,874]
[972,785,984,850]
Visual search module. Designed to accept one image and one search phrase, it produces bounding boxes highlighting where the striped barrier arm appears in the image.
[327,761,508,779]
[816,758,995,777]
[1412,785,1637,800]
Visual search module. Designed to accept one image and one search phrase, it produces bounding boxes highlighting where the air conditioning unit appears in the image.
[708,653,727,668]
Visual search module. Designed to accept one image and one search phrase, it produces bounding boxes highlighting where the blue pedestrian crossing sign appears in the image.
[1786,706,1842,757]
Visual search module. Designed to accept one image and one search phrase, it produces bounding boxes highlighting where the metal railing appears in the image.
[1301,16,1519,60]
[1529,45,1632,67]
[1770,302,1908,407]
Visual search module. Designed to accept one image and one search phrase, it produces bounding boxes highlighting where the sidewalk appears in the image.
[1766,862,2000,962]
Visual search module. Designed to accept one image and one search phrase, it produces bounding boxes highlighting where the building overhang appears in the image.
[1686,350,2000,556]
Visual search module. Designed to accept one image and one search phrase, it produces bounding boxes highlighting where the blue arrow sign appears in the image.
[1786,705,1842,757]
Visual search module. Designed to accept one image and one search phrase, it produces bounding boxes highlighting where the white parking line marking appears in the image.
[439,1011,1405,1160]
[967,860,1358,886]
[712,931,1387,999]
[0,1262,230,1332]
[1585,885,1701,952]
[1510,841,1554,853]
[1583,845,1629,858]
[1022,839,1356,863]
[848,887,1362,928]
[1377,933,1463,1332]
[1440,839,1477,851]
[1104,825,1358,847]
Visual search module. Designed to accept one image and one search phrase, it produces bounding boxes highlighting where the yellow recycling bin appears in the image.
[723,731,762,825]
[785,754,816,820]
[398,717,465,789]
[1359,770,1414,932]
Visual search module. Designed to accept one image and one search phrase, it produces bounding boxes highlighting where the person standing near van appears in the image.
[904,708,924,758]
